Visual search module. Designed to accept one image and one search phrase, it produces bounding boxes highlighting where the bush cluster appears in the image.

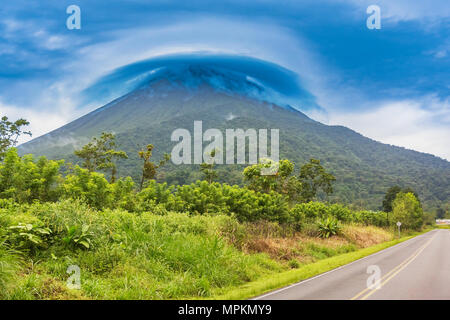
[0,149,420,231]
[289,202,389,228]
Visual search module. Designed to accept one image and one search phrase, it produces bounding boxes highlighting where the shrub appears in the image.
[0,148,63,203]
[62,166,113,210]
[137,180,177,212]
[171,181,290,223]
[289,205,306,230]
[172,181,228,215]
[111,177,137,211]
[222,185,290,223]
[317,217,341,238]
[289,202,351,222]
[290,202,390,227]
[328,204,352,222]
[291,202,328,220]
[352,210,389,227]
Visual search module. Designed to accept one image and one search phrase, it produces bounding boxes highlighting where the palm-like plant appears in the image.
[317,217,341,238]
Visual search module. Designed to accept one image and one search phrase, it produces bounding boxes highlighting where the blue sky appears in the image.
[0,0,449,159]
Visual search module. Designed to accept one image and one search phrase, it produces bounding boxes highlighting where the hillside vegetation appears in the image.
[0,199,400,300]
[0,146,431,299]
[18,85,450,211]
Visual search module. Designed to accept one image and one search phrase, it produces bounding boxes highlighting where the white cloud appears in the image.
[72,17,319,82]
[326,97,450,160]
[0,101,72,145]
[425,40,450,59]
[60,16,329,111]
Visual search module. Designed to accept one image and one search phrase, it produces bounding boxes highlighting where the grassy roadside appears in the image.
[0,199,436,300]
[211,228,432,300]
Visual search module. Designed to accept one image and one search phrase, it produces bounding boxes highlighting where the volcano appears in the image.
[18,55,450,211]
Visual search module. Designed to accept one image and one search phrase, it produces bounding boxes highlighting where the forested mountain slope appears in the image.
[19,73,450,211]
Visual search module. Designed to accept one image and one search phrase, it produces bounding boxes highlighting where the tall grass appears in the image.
[0,240,20,298]
[0,200,282,299]
[0,199,417,300]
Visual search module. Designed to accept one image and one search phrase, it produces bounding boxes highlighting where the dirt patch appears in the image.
[38,277,86,300]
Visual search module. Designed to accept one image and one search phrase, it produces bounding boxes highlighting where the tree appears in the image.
[73,140,97,172]
[436,206,446,219]
[402,187,421,204]
[298,159,336,202]
[243,158,334,203]
[243,159,300,199]
[200,149,218,183]
[138,144,170,190]
[99,148,128,183]
[0,116,31,160]
[423,211,437,226]
[382,186,420,213]
[382,186,402,212]
[74,132,127,182]
[391,192,423,230]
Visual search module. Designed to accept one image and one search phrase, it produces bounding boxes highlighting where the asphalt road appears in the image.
[254,229,450,300]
